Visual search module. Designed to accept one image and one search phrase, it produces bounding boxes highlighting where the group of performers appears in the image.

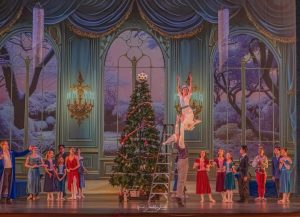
[0,142,88,204]
[0,73,293,206]
[164,74,293,206]
[191,145,292,204]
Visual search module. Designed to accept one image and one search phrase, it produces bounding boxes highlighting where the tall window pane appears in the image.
[0,32,57,152]
[213,34,279,158]
[104,30,165,156]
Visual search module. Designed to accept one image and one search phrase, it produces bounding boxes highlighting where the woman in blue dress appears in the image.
[278,148,292,204]
[25,146,44,201]
[76,148,88,199]
[224,152,235,203]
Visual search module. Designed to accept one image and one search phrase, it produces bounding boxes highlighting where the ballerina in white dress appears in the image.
[163,74,201,148]
[177,74,201,131]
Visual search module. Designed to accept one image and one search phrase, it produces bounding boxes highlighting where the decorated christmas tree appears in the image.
[109,72,161,198]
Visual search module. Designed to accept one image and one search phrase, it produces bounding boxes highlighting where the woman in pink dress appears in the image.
[193,151,215,203]
[214,148,226,202]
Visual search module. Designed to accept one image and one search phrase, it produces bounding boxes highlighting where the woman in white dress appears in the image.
[177,74,201,131]
[163,74,201,148]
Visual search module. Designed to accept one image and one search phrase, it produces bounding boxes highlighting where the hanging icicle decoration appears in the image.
[218,8,229,73]
[32,2,44,69]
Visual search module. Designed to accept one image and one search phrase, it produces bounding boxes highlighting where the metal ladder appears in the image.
[148,124,174,202]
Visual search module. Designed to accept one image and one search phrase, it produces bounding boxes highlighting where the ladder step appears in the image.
[148,123,174,203]
[152,182,169,185]
[149,193,169,195]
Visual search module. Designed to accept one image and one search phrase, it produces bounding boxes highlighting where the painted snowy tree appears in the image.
[0,34,54,129]
[109,72,160,197]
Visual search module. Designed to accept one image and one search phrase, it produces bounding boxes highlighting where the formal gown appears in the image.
[78,157,85,188]
[279,159,292,193]
[195,158,211,194]
[44,159,56,192]
[66,157,79,191]
[214,158,225,192]
[27,156,42,195]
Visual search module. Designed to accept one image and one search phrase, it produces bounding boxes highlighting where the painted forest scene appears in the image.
[213,34,279,158]
[0,32,57,152]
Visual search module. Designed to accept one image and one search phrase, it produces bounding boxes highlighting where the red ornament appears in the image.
[144,140,148,146]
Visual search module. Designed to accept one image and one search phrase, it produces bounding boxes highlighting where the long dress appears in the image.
[177,92,201,148]
[195,158,211,194]
[56,165,66,192]
[178,93,201,131]
[66,157,79,191]
[279,159,292,193]
[27,156,42,195]
[214,158,225,192]
[224,161,235,190]
[78,157,85,188]
[44,159,56,192]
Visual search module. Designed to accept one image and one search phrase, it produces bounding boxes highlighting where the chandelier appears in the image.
[67,72,94,125]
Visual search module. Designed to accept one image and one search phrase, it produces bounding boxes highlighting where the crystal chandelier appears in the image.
[67,72,94,125]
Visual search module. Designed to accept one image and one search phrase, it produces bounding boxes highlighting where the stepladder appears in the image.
[148,124,175,203]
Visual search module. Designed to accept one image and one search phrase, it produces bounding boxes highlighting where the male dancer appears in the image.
[272,146,281,198]
[163,115,188,207]
[237,145,249,202]
[0,141,33,203]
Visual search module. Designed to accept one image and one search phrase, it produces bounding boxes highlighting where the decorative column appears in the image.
[240,59,246,146]
[23,57,31,146]
[295,0,300,195]
[131,56,137,90]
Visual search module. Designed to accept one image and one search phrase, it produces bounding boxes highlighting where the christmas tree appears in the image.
[109,72,161,196]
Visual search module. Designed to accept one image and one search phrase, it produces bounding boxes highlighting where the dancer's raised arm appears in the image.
[188,73,192,94]
[177,75,181,95]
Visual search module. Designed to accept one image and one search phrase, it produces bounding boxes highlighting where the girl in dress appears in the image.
[214,148,226,202]
[65,147,80,200]
[56,156,66,201]
[25,146,44,201]
[76,148,88,199]
[278,148,292,204]
[252,145,268,201]
[224,152,236,203]
[44,150,56,201]
[193,150,215,203]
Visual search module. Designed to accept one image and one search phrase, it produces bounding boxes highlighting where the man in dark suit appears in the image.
[237,145,249,202]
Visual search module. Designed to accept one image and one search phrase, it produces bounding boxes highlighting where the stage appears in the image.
[1,194,300,217]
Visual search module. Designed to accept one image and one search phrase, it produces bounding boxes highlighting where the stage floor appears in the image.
[1,195,300,217]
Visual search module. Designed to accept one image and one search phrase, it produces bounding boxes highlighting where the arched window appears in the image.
[213,34,279,158]
[104,30,165,156]
[0,32,57,152]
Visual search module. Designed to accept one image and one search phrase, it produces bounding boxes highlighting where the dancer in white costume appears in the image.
[163,115,183,146]
[163,74,201,148]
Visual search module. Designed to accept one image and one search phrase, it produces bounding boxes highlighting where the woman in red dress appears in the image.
[214,148,226,202]
[193,150,215,203]
[65,147,80,200]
